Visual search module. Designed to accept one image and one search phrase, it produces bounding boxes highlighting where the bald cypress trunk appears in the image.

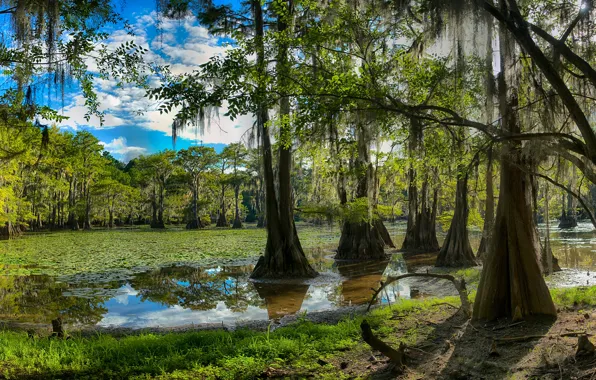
[336,122,388,261]
[436,173,477,267]
[473,21,555,320]
[250,0,316,279]
[401,119,439,253]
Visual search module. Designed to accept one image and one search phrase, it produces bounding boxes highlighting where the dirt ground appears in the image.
[313,304,596,379]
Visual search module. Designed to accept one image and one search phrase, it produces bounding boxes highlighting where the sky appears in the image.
[52,0,253,162]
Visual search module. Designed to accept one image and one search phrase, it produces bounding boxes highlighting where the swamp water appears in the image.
[0,222,594,329]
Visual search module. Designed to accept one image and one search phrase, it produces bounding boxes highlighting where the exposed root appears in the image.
[361,320,406,371]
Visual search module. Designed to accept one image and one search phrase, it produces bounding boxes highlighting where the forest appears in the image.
[3,0,596,378]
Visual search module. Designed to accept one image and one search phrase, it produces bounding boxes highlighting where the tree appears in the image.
[473,5,556,319]
[136,151,176,229]
[226,143,248,229]
[175,146,218,229]
[150,0,317,278]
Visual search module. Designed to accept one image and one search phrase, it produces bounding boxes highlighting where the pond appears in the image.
[0,222,594,329]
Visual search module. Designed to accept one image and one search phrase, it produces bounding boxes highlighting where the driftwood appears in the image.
[361,320,406,369]
[367,273,471,318]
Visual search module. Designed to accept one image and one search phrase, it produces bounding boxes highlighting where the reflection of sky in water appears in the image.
[90,253,459,329]
[15,221,596,329]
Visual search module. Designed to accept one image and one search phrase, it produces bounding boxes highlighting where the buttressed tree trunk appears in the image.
[473,23,556,320]
[336,121,388,261]
[401,119,440,253]
[250,0,316,279]
[436,171,477,267]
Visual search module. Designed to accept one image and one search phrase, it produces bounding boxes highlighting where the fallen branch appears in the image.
[361,320,406,370]
[493,331,591,344]
[367,273,471,318]
[492,321,525,331]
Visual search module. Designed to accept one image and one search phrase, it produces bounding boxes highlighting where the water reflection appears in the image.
[254,283,310,319]
[2,252,446,328]
[335,260,389,306]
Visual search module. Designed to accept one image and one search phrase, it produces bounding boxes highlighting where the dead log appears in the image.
[361,320,405,370]
[366,273,471,318]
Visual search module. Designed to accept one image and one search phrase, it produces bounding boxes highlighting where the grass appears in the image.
[0,297,458,379]
[0,225,342,277]
[551,285,596,307]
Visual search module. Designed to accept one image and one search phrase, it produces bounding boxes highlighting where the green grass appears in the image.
[0,298,457,379]
[0,225,341,277]
[551,285,596,307]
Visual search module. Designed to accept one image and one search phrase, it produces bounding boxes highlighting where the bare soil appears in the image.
[320,304,596,379]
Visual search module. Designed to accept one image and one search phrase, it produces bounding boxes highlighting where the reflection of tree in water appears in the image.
[305,248,335,272]
[335,260,389,306]
[560,244,588,269]
[0,274,108,325]
[253,282,310,319]
[129,265,263,312]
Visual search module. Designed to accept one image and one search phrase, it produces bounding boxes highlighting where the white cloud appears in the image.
[100,137,147,162]
[56,11,254,148]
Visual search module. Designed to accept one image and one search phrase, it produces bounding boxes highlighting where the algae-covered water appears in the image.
[0,222,594,329]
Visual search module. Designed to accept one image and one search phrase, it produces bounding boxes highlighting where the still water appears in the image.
[1,222,594,329]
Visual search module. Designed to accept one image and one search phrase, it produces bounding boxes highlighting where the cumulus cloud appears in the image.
[100,137,147,162]
[56,11,254,148]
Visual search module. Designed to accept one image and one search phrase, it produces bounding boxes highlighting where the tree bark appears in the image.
[473,21,556,320]
[478,147,495,260]
[436,173,477,267]
[250,0,316,279]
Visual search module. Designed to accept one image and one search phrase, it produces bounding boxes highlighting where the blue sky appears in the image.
[52,0,252,162]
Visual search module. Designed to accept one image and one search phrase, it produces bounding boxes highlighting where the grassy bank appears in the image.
[3,285,596,379]
[0,297,458,379]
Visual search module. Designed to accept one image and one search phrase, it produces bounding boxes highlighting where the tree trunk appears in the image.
[0,220,21,240]
[402,179,440,253]
[478,147,495,260]
[473,22,556,320]
[187,187,203,229]
[436,174,477,267]
[250,0,316,279]
[151,185,165,229]
[67,176,78,230]
[559,190,578,228]
[217,186,228,227]
[401,121,440,254]
[336,121,387,261]
[233,186,242,229]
